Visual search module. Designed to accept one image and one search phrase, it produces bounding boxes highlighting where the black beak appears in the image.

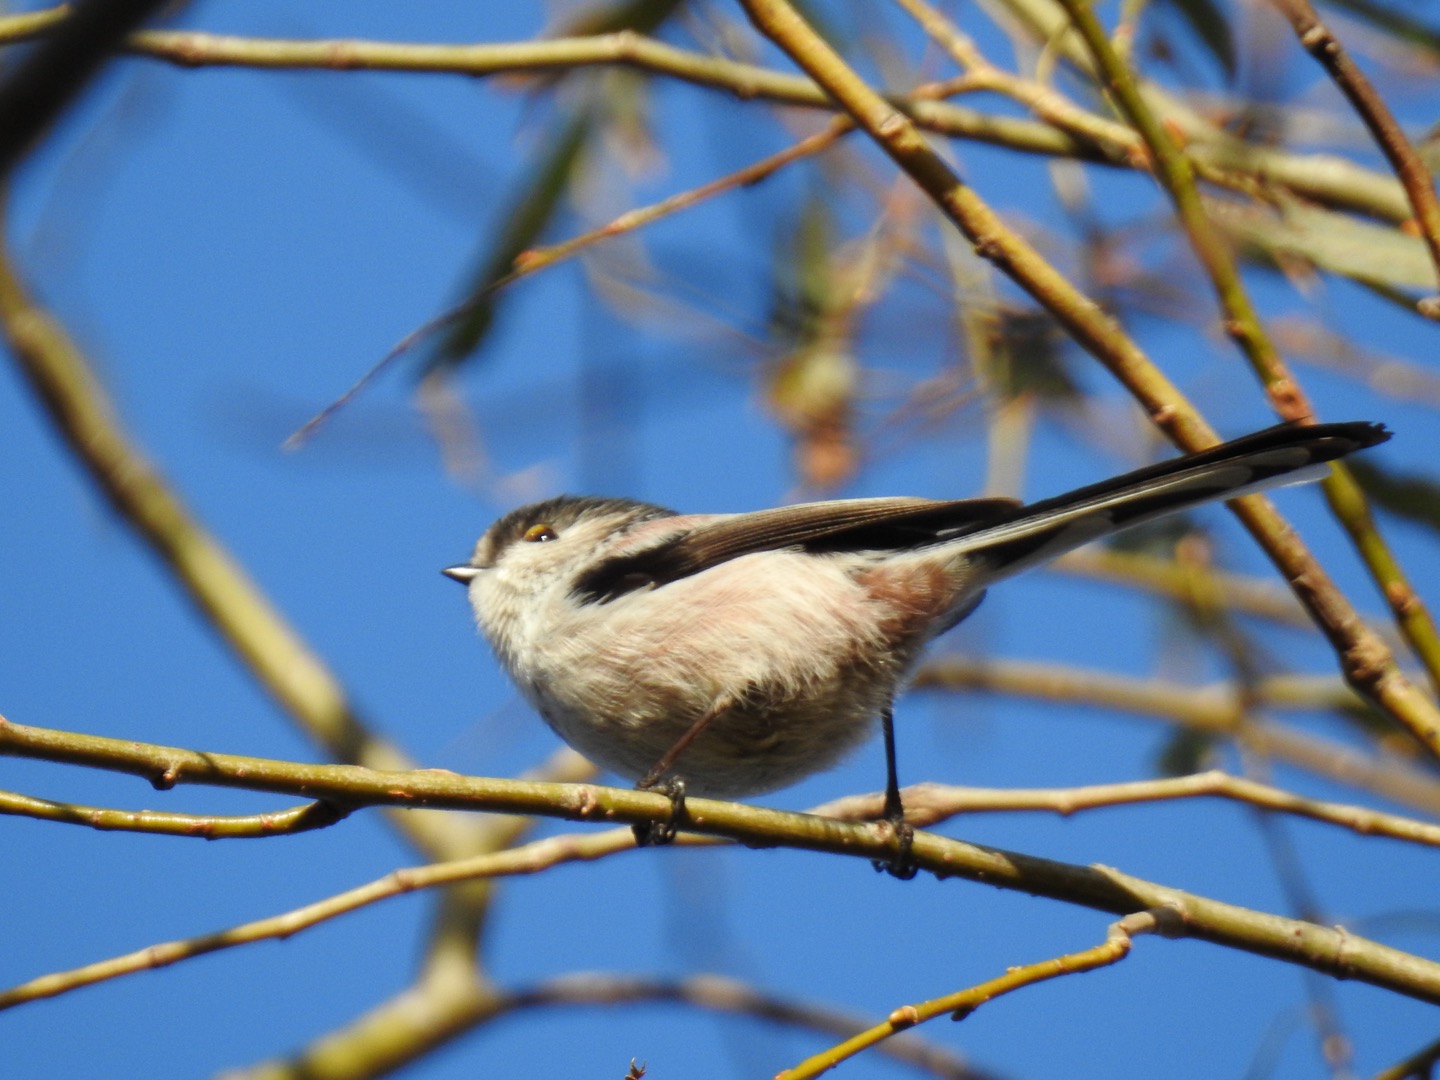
[442,565,481,585]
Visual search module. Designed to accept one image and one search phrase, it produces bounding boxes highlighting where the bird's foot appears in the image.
[872,804,918,880]
[633,776,686,847]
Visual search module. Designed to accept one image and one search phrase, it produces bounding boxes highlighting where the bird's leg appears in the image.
[872,706,917,879]
[633,694,733,847]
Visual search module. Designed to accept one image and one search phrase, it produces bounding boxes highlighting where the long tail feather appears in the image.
[953,420,1390,579]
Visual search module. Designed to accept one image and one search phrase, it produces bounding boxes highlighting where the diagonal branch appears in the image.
[0,0,173,174]
[779,913,1148,1079]
[735,0,1440,762]
[0,208,479,863]
[1053,0,1440,717]
[1268,0,1440,313]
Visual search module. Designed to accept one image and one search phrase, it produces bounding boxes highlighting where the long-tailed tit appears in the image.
[445,421,1389,872]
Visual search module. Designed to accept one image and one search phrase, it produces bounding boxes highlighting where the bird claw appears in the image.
[872,813,918,880]
[633,776,686,847]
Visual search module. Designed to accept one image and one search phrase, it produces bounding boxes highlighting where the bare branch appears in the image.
[3,715,1439,1005]
[813,770,1440,849]
[0,789,348,838]
[737,0,1440,761]
[780,914,1148,1078]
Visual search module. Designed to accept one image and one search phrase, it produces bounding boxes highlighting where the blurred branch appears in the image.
[1054,548,1322,630]
[1269,0,1440,314]
[4,716,1440,1005]
[0,0,171,175]
[779,913,1148,1079]
[1055,0,1440,711]
[1054,0,1314,421]
[235,969,996,1080]
[1374,1033,1440,1080]
[915,658,1440,816]
[813,770,1440,848]
[738,0,1440,763]
[0,10,1420,221]
[0,212,483,863]
[0,5,69,40]
[426,106,592,375]
[235,923,493,1080]
[232,890,494,1080]
[1275,316,1440,407]
[490,972,993,1080]
[892,0,1142,156]
[0,789,348,838]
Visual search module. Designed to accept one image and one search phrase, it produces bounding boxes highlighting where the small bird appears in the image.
[445,421,1389,872]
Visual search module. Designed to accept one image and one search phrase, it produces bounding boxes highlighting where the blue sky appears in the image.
[4,2,1440,1078]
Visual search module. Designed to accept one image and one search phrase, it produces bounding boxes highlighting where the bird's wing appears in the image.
[573,420,1391,602]
[571,496,1021,602]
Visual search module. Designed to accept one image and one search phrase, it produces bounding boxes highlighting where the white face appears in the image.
[458,497,679,665]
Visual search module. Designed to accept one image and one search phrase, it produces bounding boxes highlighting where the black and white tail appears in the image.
[952,420,1390,580]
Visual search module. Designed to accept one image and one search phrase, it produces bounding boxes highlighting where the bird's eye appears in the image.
[523,523,558,543]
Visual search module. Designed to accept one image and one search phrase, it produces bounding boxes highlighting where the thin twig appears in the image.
[0,826,633,1010]
[1267,0,1440,315]
[779,913,1149,1078]
[813,770,1440,849]
[286,116,859,447]
[915,657,1440,815]
[0,789,348,838]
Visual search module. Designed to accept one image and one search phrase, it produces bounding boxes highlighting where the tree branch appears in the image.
[736,0,1440,762]
[0,788,348,838]
[3,715,1438,1005]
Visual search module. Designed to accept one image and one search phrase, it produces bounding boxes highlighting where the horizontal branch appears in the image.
[812,770,1440,849]
[0,8,1414,221]
[916,656,1440,815]
[3,715,1438,1005]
